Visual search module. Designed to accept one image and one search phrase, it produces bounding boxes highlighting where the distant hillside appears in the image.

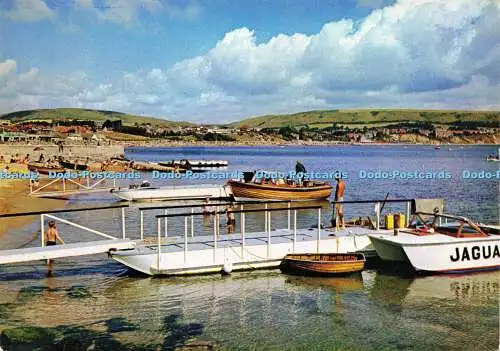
[0,108,194,127]
[229,109,500,129]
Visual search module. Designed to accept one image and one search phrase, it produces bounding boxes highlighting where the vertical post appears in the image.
[184,217,188,263]
[191,208,194,238]
[264,203,268,232]
[62,178,66,192]
[113,178,116,188]
[287,202,291,231]
[157,217,161,271]
[40,214,45,247]
[267,211,271,257]
[293,210,297,253]
[317,208,321,253]
[216,206,220,237]
[375,202,380,231]
[140,210,144,240]
[164,209,168,238]
[406,201,411,227]
[121,207,126,239]
[213,212,217,263]
[241,212,246,258]
[86,176,90,188]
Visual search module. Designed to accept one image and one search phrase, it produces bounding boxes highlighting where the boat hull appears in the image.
[282,253,365,275]
[369,234,500,273]
[111,184,231,201]
[227,180,332,201]
[27,163,65,175]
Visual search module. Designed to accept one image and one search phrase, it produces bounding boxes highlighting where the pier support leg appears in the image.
[157,218,161,271]
[40,214,45,247]
[213,214,217,263]
[140,211,144,241]
[288,202,291,231]
[264,203,268,232]
[293,210,297,253]
[375,202,380,231]
[317,208,321,253]
[241,212,246,258]
[121,208,126,239]
[164,209,168,238]
[184,217,188,263]
[267,211,271,258]
[191,208,194,238]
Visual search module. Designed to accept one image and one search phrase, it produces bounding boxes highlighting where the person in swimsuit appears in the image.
[334,176,345,229]
[226,203,236,234]
[45,220,65,275]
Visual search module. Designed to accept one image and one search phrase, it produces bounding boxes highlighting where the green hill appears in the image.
[0,108,194,127]
[229,109,500,129]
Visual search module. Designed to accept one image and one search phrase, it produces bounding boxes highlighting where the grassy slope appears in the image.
[0,108,194,127]
[229,109,500,128]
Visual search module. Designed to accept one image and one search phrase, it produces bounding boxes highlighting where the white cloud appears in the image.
[0,59,17,77]
[3,0,54,21]
[1,0,499,122]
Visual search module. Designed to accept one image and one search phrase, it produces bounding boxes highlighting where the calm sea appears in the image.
[0,145,498,350]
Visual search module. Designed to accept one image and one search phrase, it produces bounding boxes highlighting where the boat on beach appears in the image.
[227,171,332,201]
[369,212,500,274]
[58,159,89,171]
[159,159,228,168]
[281,253,366,275]
[27,162,65,175]
[111,183,232,201]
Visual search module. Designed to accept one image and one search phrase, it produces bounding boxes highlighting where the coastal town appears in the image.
[0,108,498,147]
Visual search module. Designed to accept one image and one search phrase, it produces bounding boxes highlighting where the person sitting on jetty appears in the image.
[333,176,346,229]
[45,220,65,275]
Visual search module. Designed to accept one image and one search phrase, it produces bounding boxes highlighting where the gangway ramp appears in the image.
[0,203,134,265]
[0,239,135,264]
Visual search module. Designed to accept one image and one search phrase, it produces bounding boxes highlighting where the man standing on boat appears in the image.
[295,161,306,185]
[334,176,345,229]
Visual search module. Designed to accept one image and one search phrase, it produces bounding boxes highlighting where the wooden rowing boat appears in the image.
[59,160,88,171]
[281,253,366,275]
[27,162,65,175]
[227,179,332,201]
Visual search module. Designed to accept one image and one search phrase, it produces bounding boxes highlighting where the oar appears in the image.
[379,192,390,214]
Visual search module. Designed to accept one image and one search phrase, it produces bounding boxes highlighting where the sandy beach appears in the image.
[0,177,67,238]
[0,144,124,162]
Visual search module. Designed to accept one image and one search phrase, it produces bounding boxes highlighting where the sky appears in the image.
[0,0,499,123]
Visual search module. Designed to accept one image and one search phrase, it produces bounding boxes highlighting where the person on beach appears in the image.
[333,176,346,229]
[38,153,45,163]
[45,220,65,275]
[226,203,236,234]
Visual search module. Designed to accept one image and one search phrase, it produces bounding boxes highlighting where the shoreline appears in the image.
[123,141,500,148]
[0,179,67,239]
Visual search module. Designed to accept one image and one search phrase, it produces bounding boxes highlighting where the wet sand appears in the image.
[0,178,67,238]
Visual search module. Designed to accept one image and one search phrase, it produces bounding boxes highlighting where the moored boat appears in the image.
[281,253,366,275]
[111,183,232,201]
[369,212,500,274]
[227,171,332,201]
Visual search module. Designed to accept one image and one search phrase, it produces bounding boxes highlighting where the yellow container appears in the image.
[385,214,394,229]
[394,213,406,228]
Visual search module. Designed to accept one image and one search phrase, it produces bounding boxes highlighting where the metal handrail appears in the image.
[138,199,296,211]
[155,205,322,218]
[0,203,129,218]
[330,198,414,204]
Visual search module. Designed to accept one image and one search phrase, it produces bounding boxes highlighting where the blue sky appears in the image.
[0,0,498,123]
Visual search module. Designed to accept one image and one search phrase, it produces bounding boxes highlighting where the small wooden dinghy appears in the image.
[281,253,366,275]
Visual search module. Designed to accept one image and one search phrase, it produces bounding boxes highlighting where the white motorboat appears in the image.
[369,212,500,274]
[111,183,232,201]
